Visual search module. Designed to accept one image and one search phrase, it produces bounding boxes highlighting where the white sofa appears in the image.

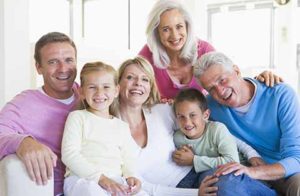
[0,154,53,196]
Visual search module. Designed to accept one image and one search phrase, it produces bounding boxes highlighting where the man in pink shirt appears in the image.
[0,32,80,196]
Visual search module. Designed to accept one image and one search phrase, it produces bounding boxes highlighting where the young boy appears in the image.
[173,88,268,191]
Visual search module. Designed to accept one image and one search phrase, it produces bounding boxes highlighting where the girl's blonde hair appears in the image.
[80,61,118,116]
[117,56,160,111]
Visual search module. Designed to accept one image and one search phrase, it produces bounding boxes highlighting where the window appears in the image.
[29,0,70,42]
[29,0,70,87]
[207,2,274,70]
[83,0,128,49]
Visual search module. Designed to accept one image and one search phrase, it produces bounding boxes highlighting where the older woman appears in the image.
[139,0,281,102]
[115,56,276,196]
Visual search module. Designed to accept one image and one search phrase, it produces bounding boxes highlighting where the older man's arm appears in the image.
[216,84,300,180]
[214,162,285,180]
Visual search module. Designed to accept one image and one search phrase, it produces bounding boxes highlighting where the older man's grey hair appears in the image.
[146,0,197,69]
[194,51,234,78]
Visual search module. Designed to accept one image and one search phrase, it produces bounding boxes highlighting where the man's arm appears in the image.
[0,97,56,185]
[16,137,57,185]
[216,84,300,180]
[214,162,285,180]
[276,84,300,177]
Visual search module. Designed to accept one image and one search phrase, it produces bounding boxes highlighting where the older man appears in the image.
[194,51,300,196]
[0,32,80,196]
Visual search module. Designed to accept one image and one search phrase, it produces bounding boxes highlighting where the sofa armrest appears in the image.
[0,154,54,196]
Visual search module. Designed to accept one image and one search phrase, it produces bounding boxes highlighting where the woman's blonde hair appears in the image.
[80,61,118,116]
[146,0,197,69]
[117,56,160,110]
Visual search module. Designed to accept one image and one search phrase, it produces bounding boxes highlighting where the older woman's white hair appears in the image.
[146,0,197,69]
[194,51,235,78]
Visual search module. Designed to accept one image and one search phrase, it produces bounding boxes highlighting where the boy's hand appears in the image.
[172,145,194,166]
[126,177,141,195]
[98,175,128,195]
[198,175,218,196]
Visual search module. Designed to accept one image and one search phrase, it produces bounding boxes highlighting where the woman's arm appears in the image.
[255,71,283,87]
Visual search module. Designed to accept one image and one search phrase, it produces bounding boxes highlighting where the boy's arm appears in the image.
[193,123,239,172]
[235,137,265,166]
[235,137,261,159]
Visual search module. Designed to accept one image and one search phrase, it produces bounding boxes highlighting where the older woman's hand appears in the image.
[198,175,218,196]
[255,71,283,87]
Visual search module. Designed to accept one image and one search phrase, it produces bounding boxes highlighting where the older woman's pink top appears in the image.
[139,39,214,99]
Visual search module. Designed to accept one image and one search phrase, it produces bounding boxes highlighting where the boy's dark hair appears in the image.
[173,88,208,113]
[34,32,77,64]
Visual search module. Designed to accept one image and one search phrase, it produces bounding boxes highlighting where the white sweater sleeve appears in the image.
[235,137,261,159]
[62,112,102,182]
[141,179,198,196]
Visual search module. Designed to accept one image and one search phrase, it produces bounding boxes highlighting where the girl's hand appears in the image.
[126,177,141,195]
[248,157,266,167]
[98,175,128,195]
[198,175,218,196]
[255,70,283,87]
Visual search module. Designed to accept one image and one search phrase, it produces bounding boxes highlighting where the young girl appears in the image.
[172,89,271,193]
[62,62,144,196]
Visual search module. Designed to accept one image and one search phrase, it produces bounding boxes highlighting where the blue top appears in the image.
[207,78,300,177]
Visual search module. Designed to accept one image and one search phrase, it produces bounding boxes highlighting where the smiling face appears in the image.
[81,70,119,118]
[36,42,77,99]
[158,8,187,55]
[175,100,210,139]
[199,64,245,107]
[119,64,151,107]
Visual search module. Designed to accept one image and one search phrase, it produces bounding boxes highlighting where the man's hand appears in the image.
[172,145,194,166]
[214,162,256,179]
[248,157,266,167]
[98,175,128,195]
[214,162,286,181]
[16,137,57,185]
[126,177,141,195]
[198,175,218,196]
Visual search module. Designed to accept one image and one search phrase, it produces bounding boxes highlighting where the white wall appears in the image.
[196,0,300,93]
[0,0,299,110]
[0,0,31,108]
[0,0,4,108]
